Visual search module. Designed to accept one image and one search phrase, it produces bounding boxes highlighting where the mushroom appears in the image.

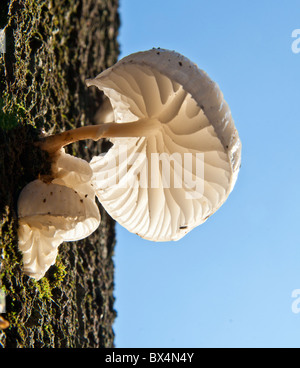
[17,150,100,280]
[87,48,241,241]
[33,48,241,243]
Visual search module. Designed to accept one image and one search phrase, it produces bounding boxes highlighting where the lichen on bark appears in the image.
[0,0,119,347]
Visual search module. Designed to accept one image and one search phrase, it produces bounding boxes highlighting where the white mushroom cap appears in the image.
[87,48,241,241]
[18,151,100,280]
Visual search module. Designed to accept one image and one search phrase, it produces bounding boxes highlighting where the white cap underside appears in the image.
[87,49,241,241]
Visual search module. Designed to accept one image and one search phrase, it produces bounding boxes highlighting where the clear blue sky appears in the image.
[113,0,300,348]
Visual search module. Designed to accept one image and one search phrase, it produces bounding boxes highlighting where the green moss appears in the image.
[34,279,53,301]
[31,257,67,301]
[0,207,21,277]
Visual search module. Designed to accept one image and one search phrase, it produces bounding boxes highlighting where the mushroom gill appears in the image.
[88,48,241,241]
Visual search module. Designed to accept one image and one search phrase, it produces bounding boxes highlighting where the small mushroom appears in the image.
[87,49,241,241]
[17,150,100,280]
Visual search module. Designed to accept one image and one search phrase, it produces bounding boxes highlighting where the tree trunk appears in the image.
[0,0,120,348]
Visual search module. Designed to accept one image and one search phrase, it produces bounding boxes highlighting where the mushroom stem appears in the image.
[37,124,110,154]
[37,119,160,154]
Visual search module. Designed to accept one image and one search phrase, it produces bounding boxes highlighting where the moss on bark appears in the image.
[0,0,119,347]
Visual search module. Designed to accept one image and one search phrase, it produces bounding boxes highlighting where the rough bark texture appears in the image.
[0,0,120,347]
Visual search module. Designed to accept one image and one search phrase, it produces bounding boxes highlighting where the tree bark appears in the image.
[0,0,119,348]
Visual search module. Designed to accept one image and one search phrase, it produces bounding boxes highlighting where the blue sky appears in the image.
[113,0,300,348]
